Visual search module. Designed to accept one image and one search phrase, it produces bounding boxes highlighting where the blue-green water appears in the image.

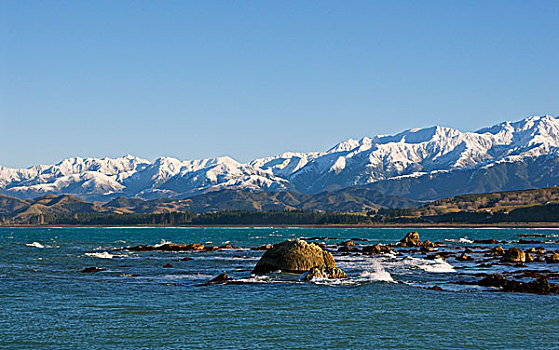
[1,227,558,349]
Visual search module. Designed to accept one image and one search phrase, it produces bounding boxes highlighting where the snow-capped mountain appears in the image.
[1,115,558,201]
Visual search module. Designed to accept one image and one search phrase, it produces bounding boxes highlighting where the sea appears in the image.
[1,227,558,349]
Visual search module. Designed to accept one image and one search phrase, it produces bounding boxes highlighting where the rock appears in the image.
[525,247,537,254]
[341,240,354,246]
[252,239,336,274]
[457,253,474,261]
[180,257,193,261]
[429,286,443,291]
[203,246,219,252]
[252,244,273,251]
[399,232,422,247]
[423,240,435,248]
[491,246,505,257]
[525,252,534,263]
[535,247,546,254]
[464,247,473,253]
[163,263,173,268]
[220,244,234,249]
[477,274,558,294]
[420,246,434,253]
[126,243,205,252]
[81,266,106,273]
[199,273,233,286]
[546,253,559,264]
[501,248,526,263]
[362,244,393,255]
[474,239,500,244]
[301,265,346,281]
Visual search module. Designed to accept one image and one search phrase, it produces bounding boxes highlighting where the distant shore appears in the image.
[3,222,559,229]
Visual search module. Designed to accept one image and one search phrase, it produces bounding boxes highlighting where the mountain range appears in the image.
[1,115,558,202]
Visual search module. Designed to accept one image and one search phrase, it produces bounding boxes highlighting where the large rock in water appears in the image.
[502,248,526,263]
[252,239,336,274]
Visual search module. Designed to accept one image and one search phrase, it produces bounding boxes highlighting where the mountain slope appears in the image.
[1,115,558,201]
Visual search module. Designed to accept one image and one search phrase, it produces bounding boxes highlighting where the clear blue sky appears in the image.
[1,1,558,168]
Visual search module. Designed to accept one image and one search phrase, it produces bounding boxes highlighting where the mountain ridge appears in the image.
[1,115,558,201]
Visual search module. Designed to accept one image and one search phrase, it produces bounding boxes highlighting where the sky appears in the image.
[1,1,558,168]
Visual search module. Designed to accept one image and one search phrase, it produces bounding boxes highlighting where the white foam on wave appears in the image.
[85,251,114,259]
[402,256,456,273]
[357,261,395,283]
[444,237,474,244]
[26,242,45,248]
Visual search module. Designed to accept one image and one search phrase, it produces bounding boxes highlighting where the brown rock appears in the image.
[501,247,526,263]
[399,232,422,247]
[546,253,559,264]
[301,265,346,281]
[252,239,336,274]
[252,244,273,251]
[163,263,173,268]
[180,257,193,261]
[199,273,233,286]
[491,246,505,256]
[362,244,393,255]
[457,253,474,261]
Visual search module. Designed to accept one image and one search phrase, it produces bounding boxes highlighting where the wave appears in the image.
[444,237,474,244]
[25,242,45,248]
[85,252,114,259]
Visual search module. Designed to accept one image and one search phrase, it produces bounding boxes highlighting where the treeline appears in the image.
[23,210,376,226]
[3,203,558,226]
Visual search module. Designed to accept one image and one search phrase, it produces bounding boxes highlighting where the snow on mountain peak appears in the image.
[0,114,557,200]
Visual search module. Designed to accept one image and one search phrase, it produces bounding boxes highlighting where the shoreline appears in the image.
[2,222,559,229]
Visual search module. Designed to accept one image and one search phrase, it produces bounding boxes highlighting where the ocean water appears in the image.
[1,227,558,349]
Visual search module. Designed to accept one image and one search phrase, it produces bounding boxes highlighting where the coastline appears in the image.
[3,222,559,229]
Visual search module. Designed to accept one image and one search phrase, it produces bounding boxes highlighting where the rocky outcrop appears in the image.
[301,266,346,281]
[126,243,206,252]
[252,239,336,274]
[399,232,422,247]
[362,244,393,255]
[501,248,526,263]
[477,274,559,294]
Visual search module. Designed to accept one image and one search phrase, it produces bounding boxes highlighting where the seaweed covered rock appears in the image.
[252,239,336,274]
[399,232,422,247]
[301,266,346,281]
[501,248,526,263]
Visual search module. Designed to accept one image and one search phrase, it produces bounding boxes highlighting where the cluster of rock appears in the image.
[82,231,559,295]
[477,273,559,295]
[125,242,233,252]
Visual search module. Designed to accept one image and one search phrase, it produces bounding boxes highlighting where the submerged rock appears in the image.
[199,273,233,286]
[501,248,526,263]
[81,266,106,273]
[399,232,422,247]
[252,239,336,274]
[457,253,474,261]
[301,265,346,281]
